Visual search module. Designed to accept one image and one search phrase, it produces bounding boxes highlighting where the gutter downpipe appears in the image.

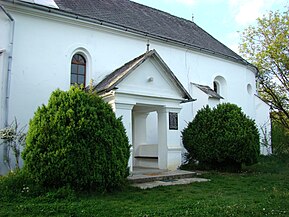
[0,4,15,172]
[0,4,14,128]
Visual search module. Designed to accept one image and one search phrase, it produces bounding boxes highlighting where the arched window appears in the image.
[247,84,253,95]
[71,54,86,86]
[213,76,227,99]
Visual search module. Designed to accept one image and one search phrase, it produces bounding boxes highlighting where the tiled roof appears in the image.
[51,0,247,64]
[94,49,193,101]
[193,83,223,99]
[94,51,147,93]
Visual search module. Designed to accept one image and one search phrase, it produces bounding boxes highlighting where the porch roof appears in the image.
[94,49,193,102]
[193,83,223,99]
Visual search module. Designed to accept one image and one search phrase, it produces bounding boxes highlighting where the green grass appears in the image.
[1,155,289,217]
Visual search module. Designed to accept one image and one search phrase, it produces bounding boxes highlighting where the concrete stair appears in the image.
[128,167,197,184]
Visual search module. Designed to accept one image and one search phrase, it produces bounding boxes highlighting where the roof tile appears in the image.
[53,0,245,62]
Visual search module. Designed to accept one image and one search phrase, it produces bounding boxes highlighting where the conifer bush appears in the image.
[182,103,260,171]
[22,86,130,191]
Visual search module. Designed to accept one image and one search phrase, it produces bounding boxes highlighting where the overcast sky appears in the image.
[132,0,288,53]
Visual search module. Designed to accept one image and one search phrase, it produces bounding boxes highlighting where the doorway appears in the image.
[132,104,159,169]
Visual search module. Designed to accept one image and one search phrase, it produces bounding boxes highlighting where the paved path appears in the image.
[128,167,210,189]
[131,177,210,189]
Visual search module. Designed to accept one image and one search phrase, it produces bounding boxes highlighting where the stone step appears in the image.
[127,168,197,184]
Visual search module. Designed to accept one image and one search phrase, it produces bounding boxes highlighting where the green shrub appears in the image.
[182,103,260,171]
[22,86,130,192]
[0,170,43,201]
[0,170,76,202]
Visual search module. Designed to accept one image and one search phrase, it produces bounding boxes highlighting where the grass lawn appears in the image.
[0,155,288,217]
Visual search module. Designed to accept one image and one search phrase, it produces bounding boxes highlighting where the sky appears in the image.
[131,0,288,53]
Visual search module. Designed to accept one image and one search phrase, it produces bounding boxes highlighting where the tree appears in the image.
[271,120,289,154]
[239,6,289,131]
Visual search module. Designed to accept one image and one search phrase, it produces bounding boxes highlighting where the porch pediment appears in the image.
[94,50,193,102]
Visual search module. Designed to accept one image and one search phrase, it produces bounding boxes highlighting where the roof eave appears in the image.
[6,0,253,67]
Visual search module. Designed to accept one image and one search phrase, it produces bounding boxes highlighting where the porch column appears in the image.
[157,107,182,170]
[115,103,134,173]
[157,107,168,170]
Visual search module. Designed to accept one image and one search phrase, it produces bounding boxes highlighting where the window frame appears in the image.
[70,53,86,87]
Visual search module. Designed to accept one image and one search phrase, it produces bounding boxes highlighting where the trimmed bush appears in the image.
[22,86,130,192]
[182,103,260,171]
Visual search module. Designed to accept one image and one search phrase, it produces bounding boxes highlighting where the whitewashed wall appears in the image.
[2,7,258,127]
[0,3,269,173]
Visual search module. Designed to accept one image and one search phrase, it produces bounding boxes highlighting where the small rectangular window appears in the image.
[169,112,178,130]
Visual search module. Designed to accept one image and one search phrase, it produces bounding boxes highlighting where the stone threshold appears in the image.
[128,167,198,184]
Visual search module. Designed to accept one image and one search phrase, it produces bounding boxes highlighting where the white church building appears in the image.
[0,0,271,174]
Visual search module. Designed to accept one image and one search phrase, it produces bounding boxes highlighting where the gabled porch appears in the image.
[94,50,194,172]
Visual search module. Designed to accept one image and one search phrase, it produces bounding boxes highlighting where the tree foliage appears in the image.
[239,6,289,130]
[182,103,260,172]
[22,86,130,192]
[271,119,289,154]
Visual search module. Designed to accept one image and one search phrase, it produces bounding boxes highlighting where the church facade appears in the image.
[0,0,271,174]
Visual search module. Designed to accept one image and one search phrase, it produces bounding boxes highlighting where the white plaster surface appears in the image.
[0,3,271,173]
